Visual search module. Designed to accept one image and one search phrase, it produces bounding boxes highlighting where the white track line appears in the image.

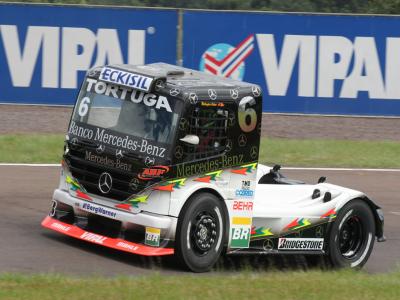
[0,163,60,167]
[0,163,400,172]
[390,212,400,216]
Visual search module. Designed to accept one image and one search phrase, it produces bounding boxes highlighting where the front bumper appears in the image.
[42,216,174,256]
[42,189,177,256]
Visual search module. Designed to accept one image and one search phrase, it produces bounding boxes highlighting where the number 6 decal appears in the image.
[238,96,257,132]
[78,97,91,117]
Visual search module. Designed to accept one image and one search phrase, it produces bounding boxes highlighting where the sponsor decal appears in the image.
[232,201,253,211]
[199,35,255,80]
[284,218,311,231]
[320,208,337,219]
[194,170,222,183]
[116,241,139,251]
[200,101,225,107]
[278,238,324,251]
[235,189,254,197]
[230,216,252,248]
[251,226,273,238]
[80,232,107,244]
[231,163,257,175]
[43,217,174,255]
[138,165,169,180]
[153,178,186,192]
[100,67,153,92]
[51,222,71,232]
[177,154,243,178]
[235,180,254,197]
[69,121,166,158]
[145,227,161,247]
[86,78,171,112]
[0,25,145,90]
[82,202,117,218]
[256,33,400,100]
[85,151,132,172]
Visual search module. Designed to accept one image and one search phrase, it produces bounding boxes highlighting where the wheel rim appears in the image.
[190,211,218,256]
[339,216,364,259]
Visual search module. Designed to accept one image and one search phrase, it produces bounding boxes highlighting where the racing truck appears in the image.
[42,63,385,272]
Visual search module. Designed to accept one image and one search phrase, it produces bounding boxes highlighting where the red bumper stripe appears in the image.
[41,216,174,256]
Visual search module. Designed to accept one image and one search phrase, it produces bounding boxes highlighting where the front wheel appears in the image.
[327,200,375,269]
[175,192,226,272]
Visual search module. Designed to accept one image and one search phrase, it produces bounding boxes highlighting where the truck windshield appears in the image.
[73,78,181,144]
[69,78,182,160]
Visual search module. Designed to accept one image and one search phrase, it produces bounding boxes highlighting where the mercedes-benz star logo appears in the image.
[96,144,105,154]
[170,88,180,96]
[208,89,217,100]
[238,134,247,147]
[98,172,112,194]
[188,92,198,104]
[228,115,235,127]
[129,178,140,191]
[175,146,184,159]
[230,89,239,99]
[155,80,164,91]
[250,146,258,159]
[263,239,274,251]
[145,156,155,166]
[70,137,79,150]
[252,86,261,97]
[315,226,324,238]
[226,139,233,152]
[179,118,188,131]
[116,149,124,159]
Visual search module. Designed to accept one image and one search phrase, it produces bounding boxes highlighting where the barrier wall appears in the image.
[183,10,400,116]
[0,4,178,105]
[2,4,400,116]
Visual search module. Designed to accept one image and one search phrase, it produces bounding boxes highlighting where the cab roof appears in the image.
[89,62,262,103]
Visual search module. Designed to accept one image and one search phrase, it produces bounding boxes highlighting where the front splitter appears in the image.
[41,216,174,256]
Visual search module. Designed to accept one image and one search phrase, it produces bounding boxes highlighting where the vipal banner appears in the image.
[183,10,400,116]
[0,4,178,105]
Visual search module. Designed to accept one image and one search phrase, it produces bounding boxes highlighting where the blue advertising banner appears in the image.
[183,10,400,116]
[0,4,178,105]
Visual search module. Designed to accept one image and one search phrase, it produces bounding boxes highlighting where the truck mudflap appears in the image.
[41,216,174,256]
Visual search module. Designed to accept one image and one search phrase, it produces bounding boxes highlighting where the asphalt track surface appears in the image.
[0,165,398,276]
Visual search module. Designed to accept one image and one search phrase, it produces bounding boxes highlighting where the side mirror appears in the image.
[179,134,199,145]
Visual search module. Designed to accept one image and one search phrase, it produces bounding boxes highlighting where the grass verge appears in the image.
[0,270,399,300]
[1,134,400,168]
[260,138,400,168]
[0,134,64,163]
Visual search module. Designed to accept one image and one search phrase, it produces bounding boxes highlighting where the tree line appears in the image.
[2,0,400,14]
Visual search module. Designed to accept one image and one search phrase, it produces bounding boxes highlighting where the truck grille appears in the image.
[66,148,147,201]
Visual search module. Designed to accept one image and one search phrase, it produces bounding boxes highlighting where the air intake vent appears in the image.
[167,70,185,76]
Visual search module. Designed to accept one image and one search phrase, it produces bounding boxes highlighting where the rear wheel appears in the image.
[175,192,225,272]
[327,200,375,268]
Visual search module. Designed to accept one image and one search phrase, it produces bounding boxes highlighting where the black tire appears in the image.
[326,200,375,269]
[175,192,226,272]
